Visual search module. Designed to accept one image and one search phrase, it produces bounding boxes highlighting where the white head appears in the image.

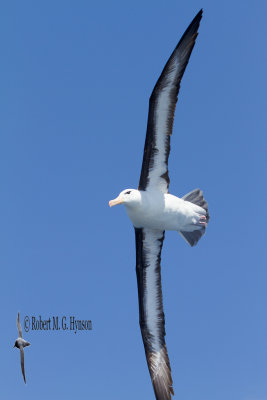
[109,189,141,208]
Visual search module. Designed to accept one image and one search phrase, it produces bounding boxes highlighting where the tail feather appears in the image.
[182,188,209,221]
[179,229,204,247]
[180,188,209,247]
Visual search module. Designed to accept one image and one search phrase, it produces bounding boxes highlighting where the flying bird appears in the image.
[14,312,30,384]
[109,9,208,400]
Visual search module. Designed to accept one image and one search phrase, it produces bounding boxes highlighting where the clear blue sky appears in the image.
[1,1,267,399]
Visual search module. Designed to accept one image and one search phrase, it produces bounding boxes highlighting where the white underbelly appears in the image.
[125,193,203,231]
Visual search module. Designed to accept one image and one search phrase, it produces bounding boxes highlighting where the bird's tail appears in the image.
[182,188,209,220]
[179,188,209,247]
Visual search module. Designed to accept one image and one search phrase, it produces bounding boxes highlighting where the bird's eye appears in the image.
[125,191,131,195]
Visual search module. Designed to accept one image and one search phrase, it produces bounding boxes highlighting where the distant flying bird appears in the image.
[14,312,30,384]
[109,9,209,400]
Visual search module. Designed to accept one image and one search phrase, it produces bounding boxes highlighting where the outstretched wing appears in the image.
[17,312,22,338]
[19,346,26,384]
[135,228,173,400]
[138,9,202,193]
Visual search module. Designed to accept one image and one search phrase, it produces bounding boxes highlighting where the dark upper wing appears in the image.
[19,346,26,384]
[138,10,202,193]
[17,312,22,338]
[135,228,173,400]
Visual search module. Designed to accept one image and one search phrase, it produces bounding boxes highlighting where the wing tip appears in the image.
[148,346,174,400]
[181,8,203,42]
[193,8,203,24]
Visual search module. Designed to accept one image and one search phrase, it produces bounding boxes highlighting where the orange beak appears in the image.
[109,196,124,207]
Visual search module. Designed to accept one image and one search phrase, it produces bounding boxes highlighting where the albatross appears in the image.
[109,9,209,400]
[14,312,30,383]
